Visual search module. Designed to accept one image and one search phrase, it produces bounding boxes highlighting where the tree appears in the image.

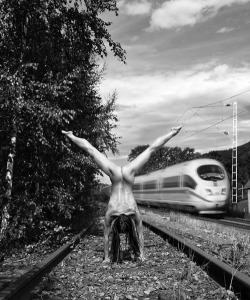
[238,151,250,186]
[0,125,17,240]
[0,0,125,244]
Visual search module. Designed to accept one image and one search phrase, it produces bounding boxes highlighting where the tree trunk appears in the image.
[0,125,17,240]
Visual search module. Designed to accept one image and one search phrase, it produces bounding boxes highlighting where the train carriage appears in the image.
[133,158,230,215]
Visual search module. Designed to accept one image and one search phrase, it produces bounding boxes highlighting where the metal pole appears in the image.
[231,102,237,206]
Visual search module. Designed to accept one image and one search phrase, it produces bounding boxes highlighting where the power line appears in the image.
[167,88,249,145]
[171,109,247,145]
[191,89,250,109]
[189,107,225,133]
[167,107,189,130]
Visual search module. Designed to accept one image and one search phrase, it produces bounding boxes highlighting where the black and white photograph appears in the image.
[0,1,250,299]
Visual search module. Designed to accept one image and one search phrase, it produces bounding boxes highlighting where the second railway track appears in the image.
[193,215,250,231]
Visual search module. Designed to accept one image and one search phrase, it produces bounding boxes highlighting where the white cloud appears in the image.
[118,0,152,16]
[100,62,250,156]
[149,0,250,30]
[117,0,126,9]
[216,27,235,33]
[101,63,250,108]
[209,64,230,79]
[130,35,139,42]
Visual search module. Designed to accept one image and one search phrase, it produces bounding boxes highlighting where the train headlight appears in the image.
[205,189,212,196]
[221,188,226,195]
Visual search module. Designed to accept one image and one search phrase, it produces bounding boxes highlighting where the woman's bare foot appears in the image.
[62,130,74,139]
[170,126,182,137]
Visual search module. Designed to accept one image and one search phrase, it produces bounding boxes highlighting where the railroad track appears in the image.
[225,217,250,225]
[143,219,250,300]
[139,204,250,231]
[226,216,250,222]
[0,223,95,300]
[194,215,250,231]
[1,215,250,299]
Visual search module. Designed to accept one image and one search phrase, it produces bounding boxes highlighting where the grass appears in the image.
[145,210,247,299]
[167,211,250,271]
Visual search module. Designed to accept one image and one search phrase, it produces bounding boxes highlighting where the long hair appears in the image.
[110,214,140,263]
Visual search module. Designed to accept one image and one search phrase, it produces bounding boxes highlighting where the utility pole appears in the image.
[231,101,237,208]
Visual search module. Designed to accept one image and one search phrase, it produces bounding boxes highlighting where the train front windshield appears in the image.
[197,165,225,181]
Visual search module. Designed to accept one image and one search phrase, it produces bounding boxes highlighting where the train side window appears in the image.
[133,183,141,191]
[183,175,197,189]
[162,176,180,188]
[143,180,157,190]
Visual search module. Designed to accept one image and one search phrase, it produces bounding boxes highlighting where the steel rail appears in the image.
[225,217,250,224]
[143,219,250,300]
[0,222,95,300]
[219,219,250,230]
[194,215,250,231]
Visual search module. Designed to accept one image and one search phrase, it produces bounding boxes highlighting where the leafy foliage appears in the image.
[0,0,125,249]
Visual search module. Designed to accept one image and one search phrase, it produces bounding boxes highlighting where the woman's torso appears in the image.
[107,167,138,216]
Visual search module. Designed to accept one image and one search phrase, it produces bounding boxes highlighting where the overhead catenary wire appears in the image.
[190,89,250,109]
[163,87,249,150]
[167,107,190,130]
[171,109,247,145]
[189,107,226,134]
[166,87,249,144]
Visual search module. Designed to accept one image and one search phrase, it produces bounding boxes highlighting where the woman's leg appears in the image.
[62,131,120,179]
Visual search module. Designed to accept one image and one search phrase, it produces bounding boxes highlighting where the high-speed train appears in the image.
[133,158,230,215]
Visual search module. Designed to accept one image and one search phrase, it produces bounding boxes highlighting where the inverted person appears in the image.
[62,126,182,263]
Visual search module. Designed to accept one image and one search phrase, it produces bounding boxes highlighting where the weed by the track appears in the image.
[164,211,250,272]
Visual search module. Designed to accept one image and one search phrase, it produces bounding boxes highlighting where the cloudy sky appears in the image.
[98,0,250,183]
